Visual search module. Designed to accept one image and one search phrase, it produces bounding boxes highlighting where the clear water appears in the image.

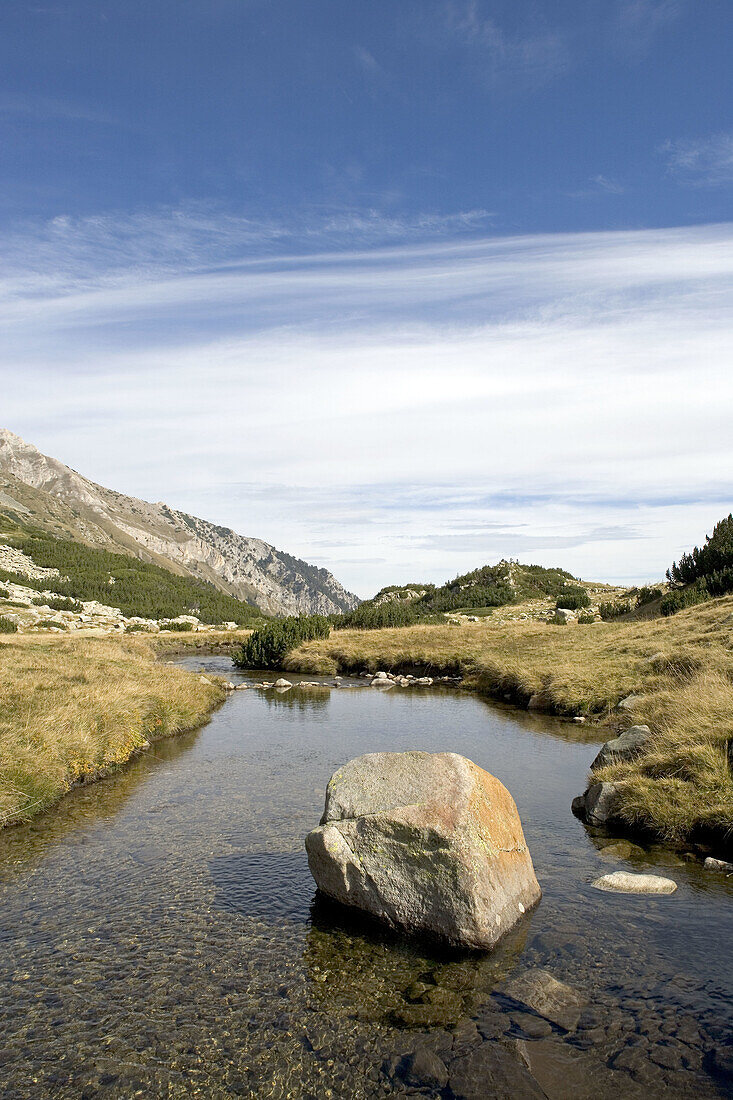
[0,659,730,1099]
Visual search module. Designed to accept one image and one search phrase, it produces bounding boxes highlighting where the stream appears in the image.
[0,658,731,1098]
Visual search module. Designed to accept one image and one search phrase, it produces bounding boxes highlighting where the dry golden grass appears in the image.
[288,595,733,844]
[148,628,252,656]
[0,634,225,825]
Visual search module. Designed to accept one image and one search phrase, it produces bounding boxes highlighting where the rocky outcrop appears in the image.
[305,750,541,949]
[0,429,358,616]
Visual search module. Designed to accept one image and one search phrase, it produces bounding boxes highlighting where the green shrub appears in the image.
[577,612,596,624]
[161,620,195,632]
[34,620,67,631]
[234,615,330,669]
[660,579,710,617]
[0,616,18,633]
[0,585,8,599]
[555,589,591,610]
[599,599,633,620]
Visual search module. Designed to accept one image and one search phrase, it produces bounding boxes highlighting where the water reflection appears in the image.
[260,687,331,713]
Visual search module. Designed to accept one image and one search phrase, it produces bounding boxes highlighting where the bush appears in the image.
[556,589,591,610]
[599,599,633,620]
[161,621,195,632]
[660,579,710,617]
[234,615,330,669]
[35,619,67,630]
[0,616,18,633]
[0,585,8,599]
[578,612,596,624]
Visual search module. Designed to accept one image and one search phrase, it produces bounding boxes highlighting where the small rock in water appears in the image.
[592,871,677,894]
[703,856,733,873]
[274,678,292,688]
[597,840,646,862]
[582,781,621,825]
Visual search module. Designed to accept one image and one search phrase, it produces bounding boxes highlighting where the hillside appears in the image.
[0,512,267,631]
[0,430,358,617]
[335,560,624,629]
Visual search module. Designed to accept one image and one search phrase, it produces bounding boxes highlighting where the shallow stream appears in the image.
[0,659,731,1098]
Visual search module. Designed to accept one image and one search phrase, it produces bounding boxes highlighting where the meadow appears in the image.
[0,635,225,826]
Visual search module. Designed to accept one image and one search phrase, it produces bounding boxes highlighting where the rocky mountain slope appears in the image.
[0,430,359,616]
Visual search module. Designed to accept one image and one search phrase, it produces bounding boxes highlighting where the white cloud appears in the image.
[0,214,731,596]
[661,132,733,187]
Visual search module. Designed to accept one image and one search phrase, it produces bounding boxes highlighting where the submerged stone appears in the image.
[305,750,541,949]
[504,968,587,1032]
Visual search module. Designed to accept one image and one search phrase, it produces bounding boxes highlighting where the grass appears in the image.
[0,634,226,826]
[287,595,733,847]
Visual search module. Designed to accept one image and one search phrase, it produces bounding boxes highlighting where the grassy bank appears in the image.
[0,635,226,826]
[287,595,733,847]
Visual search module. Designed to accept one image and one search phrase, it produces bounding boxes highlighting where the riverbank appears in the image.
[287,594,733,848]
[0,635,226,826]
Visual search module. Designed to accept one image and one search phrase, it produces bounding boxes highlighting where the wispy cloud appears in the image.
[591,174,626,194]
[616,0,686,51]
[661,132,733,187]
[441,1,569,87]
[0,213,731,593]
[0,93,125,128]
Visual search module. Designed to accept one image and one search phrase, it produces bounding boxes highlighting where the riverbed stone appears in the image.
[592,871,677,894]
[396,1046,449,1088]
[449,1043,545,1100]
[305,751,541,949]
[703,856,733,873]
[590,726,651,771]
[503,968,587,1031]
[512,1037,645,1100]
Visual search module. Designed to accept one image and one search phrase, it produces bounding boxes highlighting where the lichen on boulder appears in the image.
[305,750,541,949]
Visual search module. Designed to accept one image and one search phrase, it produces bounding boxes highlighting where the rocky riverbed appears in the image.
[0,659,729,1098]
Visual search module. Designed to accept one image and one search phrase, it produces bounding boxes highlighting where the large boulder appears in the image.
[590,725,651,771]
[305,751,541,949]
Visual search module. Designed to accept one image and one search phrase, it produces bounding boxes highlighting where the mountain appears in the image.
[0,430,359,617]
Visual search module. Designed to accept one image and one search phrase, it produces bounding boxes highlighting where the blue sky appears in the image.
[1,1,731,595]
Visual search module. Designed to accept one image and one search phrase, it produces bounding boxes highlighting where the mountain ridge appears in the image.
[0,429,358,617]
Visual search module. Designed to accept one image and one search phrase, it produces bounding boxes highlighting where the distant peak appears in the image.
[0,429,30,446]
